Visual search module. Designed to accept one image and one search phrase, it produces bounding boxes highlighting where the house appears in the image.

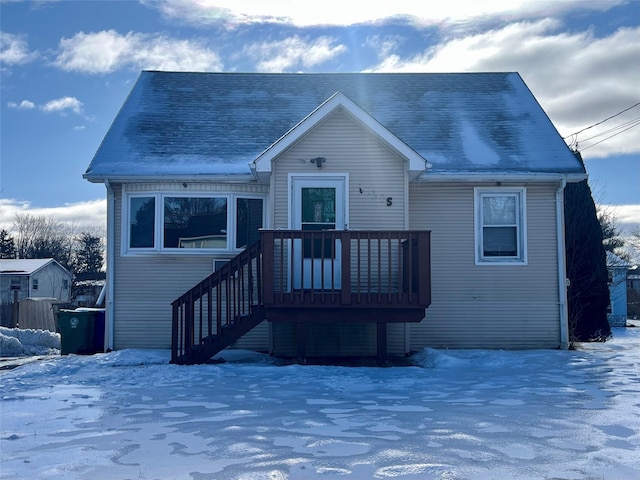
[73,271,107,307]
[1,259,73,328]
[628,267,640,318]
[606,251,631,326]
[84,72,586,364]
[0,258,72,304]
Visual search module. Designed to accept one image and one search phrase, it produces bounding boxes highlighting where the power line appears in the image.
[562,102,640,140]
[578,116,640,143]
[580,121,640,151]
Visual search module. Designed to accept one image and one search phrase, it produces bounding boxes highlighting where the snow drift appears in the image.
[0,327,60,357]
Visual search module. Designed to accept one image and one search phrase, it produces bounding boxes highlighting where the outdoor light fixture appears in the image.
[310,157,326,168]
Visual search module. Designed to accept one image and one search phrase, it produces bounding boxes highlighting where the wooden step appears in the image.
[175,306,266,365]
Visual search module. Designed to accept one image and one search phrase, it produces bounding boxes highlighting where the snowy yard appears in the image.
[1,326,639,480]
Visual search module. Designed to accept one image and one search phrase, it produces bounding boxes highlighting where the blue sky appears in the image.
[1,0,639,232]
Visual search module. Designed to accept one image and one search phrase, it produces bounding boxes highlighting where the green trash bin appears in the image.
[56,310,97,355]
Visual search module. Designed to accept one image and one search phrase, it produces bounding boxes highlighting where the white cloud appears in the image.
[146,0,624,28]
[53,29,223,74]
[365,35,402,58]
[7,99,36,110]
[0,31,37,65]
[599,204,640,239]
[367,20,640,159]
[0,198,106,232]
[241,35,346,72]
[7,97,84,116]
[41,96,83,115]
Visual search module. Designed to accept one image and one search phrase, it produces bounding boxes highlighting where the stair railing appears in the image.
[171,240,262,363]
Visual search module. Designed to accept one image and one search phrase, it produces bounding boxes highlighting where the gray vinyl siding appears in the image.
[271,323,406,357]
[271,323,377,357]
[110,138,563,353]
[269,109,409,355]
[408,182,562,350]
[387,323,407,355]
[273,109,406,230]
[111,182,269,349]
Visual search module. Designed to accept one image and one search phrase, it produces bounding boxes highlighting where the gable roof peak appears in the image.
[252,90,429,182]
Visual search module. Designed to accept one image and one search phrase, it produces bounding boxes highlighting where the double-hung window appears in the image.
[475,188,526,264]
[125,192,264,254]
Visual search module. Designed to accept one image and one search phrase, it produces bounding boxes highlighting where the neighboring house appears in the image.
[628,267,640,318]
[84,72,587,363]
[606,252,631,326]
[0,258,73,304]
[73,272,107,307]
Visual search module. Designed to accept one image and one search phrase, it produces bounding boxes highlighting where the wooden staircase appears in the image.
[171,240,265,365]
[176,306,266,364]
[171,230,431,365]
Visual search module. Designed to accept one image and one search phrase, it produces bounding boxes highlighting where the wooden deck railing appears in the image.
[261,230,431,310]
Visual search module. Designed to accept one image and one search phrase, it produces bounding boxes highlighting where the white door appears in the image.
[291,176,346,290]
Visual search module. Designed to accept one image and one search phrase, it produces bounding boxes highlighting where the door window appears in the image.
[301,187,336,258]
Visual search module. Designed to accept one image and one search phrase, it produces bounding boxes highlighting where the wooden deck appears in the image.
[171,230,431,364]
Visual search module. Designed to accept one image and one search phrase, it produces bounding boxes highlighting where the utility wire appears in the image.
[580,121,640,151]
[562,102,640,140]
[578,116,640,143]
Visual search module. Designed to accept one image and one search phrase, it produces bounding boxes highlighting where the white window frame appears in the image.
[125,194,157,252]
[474,187,527,265]
[122,191,266,255]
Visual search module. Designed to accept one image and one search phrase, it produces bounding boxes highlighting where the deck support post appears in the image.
[296,322,307,362]
[377,322,387,362]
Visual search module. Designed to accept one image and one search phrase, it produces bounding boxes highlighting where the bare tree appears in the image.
[12,213,76,271]
[628,227,640,259]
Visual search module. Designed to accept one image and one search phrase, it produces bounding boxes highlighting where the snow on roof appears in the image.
[606,251,632,269]
[85,72,585,181]
[0,258,56,275]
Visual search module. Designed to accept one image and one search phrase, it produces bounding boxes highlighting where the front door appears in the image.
[291,176,346,290]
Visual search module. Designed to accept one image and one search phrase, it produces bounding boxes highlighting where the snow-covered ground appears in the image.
[1,326,639,480]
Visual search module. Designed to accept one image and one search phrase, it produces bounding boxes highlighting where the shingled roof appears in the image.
[0,258,63,275]
[84,71,584,182]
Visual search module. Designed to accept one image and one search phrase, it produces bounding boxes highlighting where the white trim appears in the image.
[415,172,587,183]
[556,180,569,349]
[121,193,158,254]
[403,167,410,229]
[287,173,350,230]
[84,174,254,184]
[254,92,428,182]
[288,173,349,290]
[105,179,115,351]
[474,187,528,265]
[121,188,267,256]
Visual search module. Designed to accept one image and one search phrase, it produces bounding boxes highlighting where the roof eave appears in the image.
[83,173,256,184]
[414,172,588,183]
